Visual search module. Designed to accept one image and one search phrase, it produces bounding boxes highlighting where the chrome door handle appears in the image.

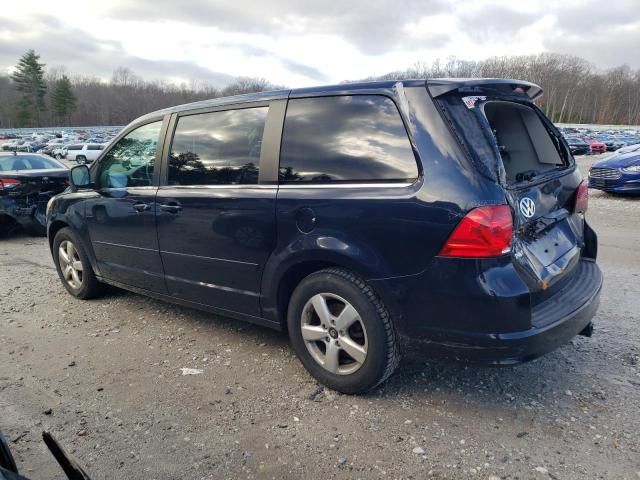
[132,202,149,212]
[160,203,182,213]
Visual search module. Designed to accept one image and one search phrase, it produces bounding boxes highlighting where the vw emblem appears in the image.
[519,197,536,218]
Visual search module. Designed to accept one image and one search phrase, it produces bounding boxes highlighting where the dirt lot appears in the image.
[1,154,639,479]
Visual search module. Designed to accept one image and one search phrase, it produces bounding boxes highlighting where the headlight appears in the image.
[621,165,640,173]
[46,196,55,216]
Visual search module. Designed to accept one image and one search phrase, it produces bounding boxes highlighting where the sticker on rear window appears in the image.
[462,96,486,109]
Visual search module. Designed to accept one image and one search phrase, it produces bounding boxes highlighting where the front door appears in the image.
[155,105,279,316]
[85,119,167,293]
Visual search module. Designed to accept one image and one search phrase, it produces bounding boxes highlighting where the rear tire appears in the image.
[287,268,399,394]
[52,227,102,299]
[76,155,86,164]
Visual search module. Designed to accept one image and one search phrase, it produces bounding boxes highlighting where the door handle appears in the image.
[160,203,182,213]
[132,202,149,212]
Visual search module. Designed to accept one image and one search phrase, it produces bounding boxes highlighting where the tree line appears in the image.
[0,50,281,129]
[1,50,639,128]
[368,54,640,126]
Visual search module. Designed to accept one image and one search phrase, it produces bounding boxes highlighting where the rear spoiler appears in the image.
[427,78,543,100]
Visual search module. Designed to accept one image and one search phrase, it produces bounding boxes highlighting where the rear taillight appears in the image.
[575,179,588,213]
[439,205,513,258]
[0,178,21,190]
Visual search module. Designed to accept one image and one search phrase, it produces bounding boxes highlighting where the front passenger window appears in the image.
[97,121,162,188]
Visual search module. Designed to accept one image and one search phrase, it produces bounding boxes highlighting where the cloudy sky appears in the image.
[1,0,639,87]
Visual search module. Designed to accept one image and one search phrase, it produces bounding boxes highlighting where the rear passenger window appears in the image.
[169,107,268,186]
[279,95,418,184]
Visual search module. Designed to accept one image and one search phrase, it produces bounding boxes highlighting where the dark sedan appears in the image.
[589,145,640,194]
[0,153,69,236]
[566,137,590,155]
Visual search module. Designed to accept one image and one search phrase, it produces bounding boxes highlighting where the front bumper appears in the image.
[589,174,640,193]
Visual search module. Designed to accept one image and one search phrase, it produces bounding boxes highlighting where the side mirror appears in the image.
[70,165,91,189]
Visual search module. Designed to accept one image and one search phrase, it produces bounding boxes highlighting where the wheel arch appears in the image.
[262,248,388,331]
[48,218,101,278]
[48,219,69,251]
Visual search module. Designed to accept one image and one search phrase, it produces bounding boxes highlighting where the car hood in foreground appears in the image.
[592,152,640,169]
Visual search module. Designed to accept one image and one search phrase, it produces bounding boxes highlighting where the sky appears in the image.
[1,0,639,88]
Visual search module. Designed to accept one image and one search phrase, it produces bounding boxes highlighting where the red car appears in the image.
[587,140,606,154]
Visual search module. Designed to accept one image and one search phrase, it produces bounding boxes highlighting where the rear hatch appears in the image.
[429,79,586,293]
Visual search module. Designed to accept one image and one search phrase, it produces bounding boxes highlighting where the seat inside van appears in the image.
[484,101,564,184]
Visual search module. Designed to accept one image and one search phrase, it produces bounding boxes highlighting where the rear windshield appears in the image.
[435,95,571,186]
[0,155,64,171]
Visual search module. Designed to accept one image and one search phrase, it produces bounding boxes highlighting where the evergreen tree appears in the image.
[10,50,47,126]
[51,75,77,125]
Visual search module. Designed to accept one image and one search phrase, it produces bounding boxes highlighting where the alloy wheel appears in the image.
[300,293,368,375]
[58,240,83,289]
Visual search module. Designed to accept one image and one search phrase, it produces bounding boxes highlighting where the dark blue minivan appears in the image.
[47,79,602,393]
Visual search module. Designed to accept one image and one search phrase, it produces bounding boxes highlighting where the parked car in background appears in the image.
[65,144,105,163]
[589,148,640,194]
[18,141,47,153]
[39,140,67,155]
[48,78,601,393]
[566,137,590,155]
[1,139,25,151]
[587,139,606,154]
[51,145,71,160]
[595,136,619,152]
[614,143,640,154]
[0,153,69,236]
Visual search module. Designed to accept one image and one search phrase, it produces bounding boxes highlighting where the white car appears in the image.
[52,144,71,160]
[1,139,25,151]
[65,143,105,163]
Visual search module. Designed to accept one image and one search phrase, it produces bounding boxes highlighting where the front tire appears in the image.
[53,228,102,299]
[287,268,399,394]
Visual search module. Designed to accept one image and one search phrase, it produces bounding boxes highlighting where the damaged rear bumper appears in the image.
[0,199,48,230]
[399,260,602,365]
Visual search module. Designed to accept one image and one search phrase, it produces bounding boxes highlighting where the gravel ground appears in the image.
[1,154,639,479]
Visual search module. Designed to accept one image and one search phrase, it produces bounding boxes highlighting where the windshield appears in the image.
[0,155,65,171]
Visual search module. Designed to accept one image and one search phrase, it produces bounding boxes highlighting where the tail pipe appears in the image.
[579,321,594,338]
